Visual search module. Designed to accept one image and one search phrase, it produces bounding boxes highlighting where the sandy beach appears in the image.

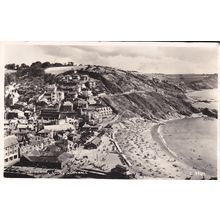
[159,117,217,177]
[113,117,215,179]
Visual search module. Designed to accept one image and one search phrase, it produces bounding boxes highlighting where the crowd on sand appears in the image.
[113,117,209,180]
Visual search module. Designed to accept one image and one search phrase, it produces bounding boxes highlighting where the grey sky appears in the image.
[4,42,218,74]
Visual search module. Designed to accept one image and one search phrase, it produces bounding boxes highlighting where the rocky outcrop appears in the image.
[201,108,218,119]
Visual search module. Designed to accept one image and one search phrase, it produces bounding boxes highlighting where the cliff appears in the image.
[79,65,217,119]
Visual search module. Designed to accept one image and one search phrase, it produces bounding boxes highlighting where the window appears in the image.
[14,155,18,159]
[5,158,8,163]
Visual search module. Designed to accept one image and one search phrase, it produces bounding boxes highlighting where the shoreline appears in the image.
[152,115,217,178]
[151,123,178,160]
[151,114,208,161]
[113,115,215,179]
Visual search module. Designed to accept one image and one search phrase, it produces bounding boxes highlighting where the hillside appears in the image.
[77,65,217,119]
[5,64,218,120]
[155,73,218,91]
[80,65,218,92]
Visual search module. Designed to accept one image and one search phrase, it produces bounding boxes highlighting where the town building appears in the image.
[18,142,73,169]
[81,123,101,132]
[68,133,81,144]
[65,91,78,101]
[84,136,102,149]
[62,101,73,112]
[76,85,82,93]
[4,135,20,167]
[36,99,49,111]
[51,91,58,103]
[44,91,53,102]
[44,123,76,132]
[5,83,18,97]
[96,106,113,118]
[83,110,101,125]
[110,165,134,179]
[75,98,89,110]
[5,111,18,120]
[64,117,79,129]
[11,101,26,111]
[10,119,19,128]
[72,74,80,81]
[81,75,89,82]
[81,88,93,98]
[87,96,97,105]
[56,91,65,102]
[19,155,63,169]
[17,124,30,132]
[11,130,29,143]
[40,108,60,121]
[38,123,76,139]
[86,80,97,89]
[97,92,106,97]
[19,139,44,156]
[4,119,10,132]
[24,110,32,119]
[5,90,20,106]
[39,85,59,103]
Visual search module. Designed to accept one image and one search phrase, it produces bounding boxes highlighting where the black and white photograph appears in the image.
[1,1,220,220]
[3,42,218,180]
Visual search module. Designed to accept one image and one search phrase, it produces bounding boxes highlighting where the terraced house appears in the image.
[96,106,113,118]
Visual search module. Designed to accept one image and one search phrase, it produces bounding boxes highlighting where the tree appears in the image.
[5,73,16,86]
[17,68,28,77]
[5,63,16,70]
[44,73,56,84]
[68,62,74,66]
[20,63,29,69]
[41,62,51,69]
[29,66,45,76]
[31,61,42,67]
[53,62,63,67]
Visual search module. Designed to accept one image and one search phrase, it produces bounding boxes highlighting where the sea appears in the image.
[187,88,218,110]
[160,89,218,177]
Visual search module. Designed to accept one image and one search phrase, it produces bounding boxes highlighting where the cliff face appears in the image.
[79,66,217,120]
[82,66,218,93]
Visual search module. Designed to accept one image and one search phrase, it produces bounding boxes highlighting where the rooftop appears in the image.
[44,123,75,131]
[88,136,101,146]
[63,101,73,106]
[26,156,60,164]
[26,153,73,164]
[4,135,18,148]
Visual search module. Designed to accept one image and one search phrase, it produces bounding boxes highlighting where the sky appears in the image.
[4,42,218,74]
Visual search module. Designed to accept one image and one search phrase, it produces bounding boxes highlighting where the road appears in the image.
[104,89,147,97]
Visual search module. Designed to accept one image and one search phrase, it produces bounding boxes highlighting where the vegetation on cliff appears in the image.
[5,63,218,120]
